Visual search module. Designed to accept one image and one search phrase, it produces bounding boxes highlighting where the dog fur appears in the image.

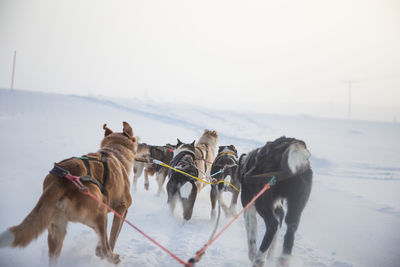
[238,136,312,267]
[210,145,240,219]
[194,130,218,192]
[133,143,175,195]
[166,141,199,221]
[0,122,137,265]
[133,142,150,191]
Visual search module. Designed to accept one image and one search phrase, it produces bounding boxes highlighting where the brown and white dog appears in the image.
[194,130,218,192]
[0,122,137,265]
[133,143,175,195]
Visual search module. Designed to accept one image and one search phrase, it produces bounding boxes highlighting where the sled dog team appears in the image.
[0,122,312,267]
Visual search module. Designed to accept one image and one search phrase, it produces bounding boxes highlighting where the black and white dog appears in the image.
[238,136,312,267]
[166,140,199,221]
[210,145,240,219]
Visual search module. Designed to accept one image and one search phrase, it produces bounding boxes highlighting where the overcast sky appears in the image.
[1,0,399,121]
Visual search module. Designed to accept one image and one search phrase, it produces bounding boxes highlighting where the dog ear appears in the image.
[190,140,195,147]
[123,121,136,142]
[177,138,183,147]
[103,124,113,136]
[229,145,237,153]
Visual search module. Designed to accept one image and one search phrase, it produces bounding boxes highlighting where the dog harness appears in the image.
[213,149,238,166]
[195,144,209,172]
[168,150,198,180]
[50,151,109,195]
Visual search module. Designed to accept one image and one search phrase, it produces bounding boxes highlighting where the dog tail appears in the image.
[282,142,311,176]
[204,129,218,138]
[0,179,65,248]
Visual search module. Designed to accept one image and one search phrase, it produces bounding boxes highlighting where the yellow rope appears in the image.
[217,151,236,157]
[157,161,240,192]
[214,180,240,192]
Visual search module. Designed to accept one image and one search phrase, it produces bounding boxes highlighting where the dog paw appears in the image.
[228,205,237,216]
[248,249,257,261]
[225,209,237,218]
[210,209,216,219]
[156,188,165,197]
[251,250,267,267]
[95,245,105,259]
[252,258,265,267]
[276,255,290,267]
[108,253,121,264]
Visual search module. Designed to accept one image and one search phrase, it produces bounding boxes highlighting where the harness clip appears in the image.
[152,159,163,165]
[80,186,89,193]
[268,176,277,186]
[187,249,204,266]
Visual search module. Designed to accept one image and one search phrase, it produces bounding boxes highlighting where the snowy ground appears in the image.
[0,89,399,267]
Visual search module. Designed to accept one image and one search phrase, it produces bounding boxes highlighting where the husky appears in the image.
[0,122,137,265]
[194,130,218,192]
[210,145,240,219]
[238,136,312,267]
[166,140,199,221]
[133,142,175,195]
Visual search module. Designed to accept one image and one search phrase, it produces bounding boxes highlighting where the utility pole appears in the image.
[10,50,17,90]
[343,80,357,120]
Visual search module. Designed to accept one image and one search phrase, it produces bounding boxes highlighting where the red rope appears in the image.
[190,182,272,264]
[66,175,189,266]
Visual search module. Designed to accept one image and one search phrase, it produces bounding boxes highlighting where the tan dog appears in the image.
[0,122,137,265]
[194,129,218,192]
[133,143,176,195]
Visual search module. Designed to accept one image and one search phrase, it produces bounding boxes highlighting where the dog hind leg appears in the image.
[167,178,180,215]
[133,163,144,192]
[144,168,150,190]
[282,203,302,256]
[252,199,279,267]
[228,190,239,216]
[48,216,68,266]
[210,185,218,219]
[156,171,166,196]
[109,203,129,251]
[94,210,120,264]
[182,182,197,221]
[275,197,308,267]
[282,171,312,256]
[244,204,258,261]
[267,204,284,261]
[219,190,230,216]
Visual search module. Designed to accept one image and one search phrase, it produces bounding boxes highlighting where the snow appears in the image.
[0,89,399,267]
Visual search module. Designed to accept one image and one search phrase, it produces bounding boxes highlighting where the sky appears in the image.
[0,0,399,121]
